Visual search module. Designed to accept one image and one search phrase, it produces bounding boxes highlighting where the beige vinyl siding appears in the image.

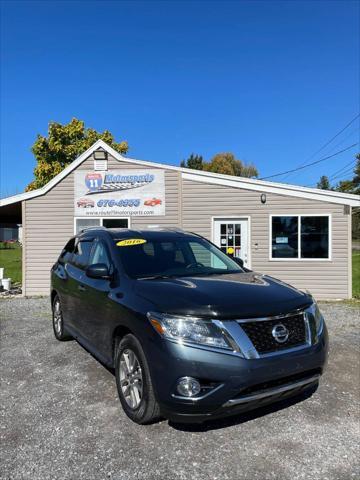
[181,179,350,300]
[23,154,180,295]
[22,152,350,299]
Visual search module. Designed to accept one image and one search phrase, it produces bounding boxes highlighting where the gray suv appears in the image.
[51,228,328,424]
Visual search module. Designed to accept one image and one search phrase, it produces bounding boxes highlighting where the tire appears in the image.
[115,334,161,424]
[52,294,72,341]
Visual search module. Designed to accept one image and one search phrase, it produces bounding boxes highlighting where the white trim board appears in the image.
[1,139,359,208]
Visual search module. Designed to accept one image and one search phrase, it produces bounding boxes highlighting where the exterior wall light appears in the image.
[261,193,267,204]
[94,150,108,160]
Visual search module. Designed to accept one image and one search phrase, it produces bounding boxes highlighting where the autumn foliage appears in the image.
[26,118,128,191]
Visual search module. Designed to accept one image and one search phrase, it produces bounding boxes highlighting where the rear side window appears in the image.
[72,240,93,269]
[59,238,75,263]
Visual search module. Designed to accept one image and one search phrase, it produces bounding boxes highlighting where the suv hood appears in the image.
[135,272,312,319]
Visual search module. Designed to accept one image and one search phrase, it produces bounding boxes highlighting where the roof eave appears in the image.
[1,140,359,208]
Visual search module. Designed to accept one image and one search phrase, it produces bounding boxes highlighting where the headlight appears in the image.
[147,312,235,351]
[305,299,324,338]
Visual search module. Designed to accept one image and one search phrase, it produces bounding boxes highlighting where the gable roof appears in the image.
[1,139,359,207]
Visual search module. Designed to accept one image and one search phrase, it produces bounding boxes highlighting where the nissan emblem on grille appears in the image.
[272,324,289,344]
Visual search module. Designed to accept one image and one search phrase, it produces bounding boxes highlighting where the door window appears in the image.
[72,240,94,268]
[214,218,249,267]
[89,242,112,269]
[220,222,242,255]
[59,238,75,263]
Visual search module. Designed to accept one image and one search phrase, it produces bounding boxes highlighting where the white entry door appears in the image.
[213,218,249,268]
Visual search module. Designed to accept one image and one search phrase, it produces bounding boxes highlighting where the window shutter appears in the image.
[94,159,108,171]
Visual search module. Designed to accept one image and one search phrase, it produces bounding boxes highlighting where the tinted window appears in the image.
[59,238,75,263]
[89,242,111,269]
[114,237,243,278]
[272,216,298,258]
[72,240,93,268]
[301,216,329,258]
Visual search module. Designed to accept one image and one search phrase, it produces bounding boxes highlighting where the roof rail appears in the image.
[79,226,108,233]
[146,226,186,233]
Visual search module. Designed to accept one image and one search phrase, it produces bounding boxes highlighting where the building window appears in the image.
[301,216,329,259]
[102,218,128,229]
[75,218,101,234]
[271,216,299,258]
[75,217,129,234]
[270,215,330,260]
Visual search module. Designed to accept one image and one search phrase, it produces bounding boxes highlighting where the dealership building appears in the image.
[0,140,359,298]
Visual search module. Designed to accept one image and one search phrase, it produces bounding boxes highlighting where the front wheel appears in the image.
[115,334,161,424]
[52,295,72,341]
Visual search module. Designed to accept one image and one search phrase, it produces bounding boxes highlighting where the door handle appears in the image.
[78,284,86,292]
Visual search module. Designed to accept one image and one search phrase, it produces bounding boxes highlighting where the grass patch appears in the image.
[353,251,360,299]
[0,244,22,284]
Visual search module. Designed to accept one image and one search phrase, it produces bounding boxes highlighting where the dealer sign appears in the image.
[74,170,165,217]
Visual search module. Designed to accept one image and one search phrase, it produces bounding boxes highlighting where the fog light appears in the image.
[176,377,201,397]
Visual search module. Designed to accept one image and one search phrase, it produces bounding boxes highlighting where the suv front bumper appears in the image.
[147,324,328,423]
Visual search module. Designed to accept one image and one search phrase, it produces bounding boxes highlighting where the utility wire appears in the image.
[287,129,358,183]
[301,114,359,161]
[328,159,357,181]
[329,166,356,182]
[280,114,360,181]
[260,143,358,180]
[307,156,358,187]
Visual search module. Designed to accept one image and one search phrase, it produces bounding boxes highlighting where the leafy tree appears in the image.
[180,152,258,178]
[26,118,128,191]
[336,154,360,195]
[204,152,258,178]
[333,154,360,241]
[317,175,331,190]
[180,154,204,170]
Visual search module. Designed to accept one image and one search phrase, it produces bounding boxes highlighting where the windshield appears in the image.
[114,237,244,279]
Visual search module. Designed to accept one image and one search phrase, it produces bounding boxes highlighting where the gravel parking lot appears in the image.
[1,297,359,480]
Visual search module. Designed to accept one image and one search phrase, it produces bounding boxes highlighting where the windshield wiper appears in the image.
[136,274,176,280]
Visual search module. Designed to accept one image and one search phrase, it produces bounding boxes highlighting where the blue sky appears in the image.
[1,0,359,197]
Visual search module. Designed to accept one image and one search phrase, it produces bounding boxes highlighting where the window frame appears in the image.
[74,216,130,234]
[269,213,332,261]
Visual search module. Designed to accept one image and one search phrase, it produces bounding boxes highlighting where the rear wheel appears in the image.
[52,295,72,341]
[115,334,161,424]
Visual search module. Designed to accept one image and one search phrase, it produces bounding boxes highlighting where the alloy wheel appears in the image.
[119,349,143,409]
[53,300,62,336]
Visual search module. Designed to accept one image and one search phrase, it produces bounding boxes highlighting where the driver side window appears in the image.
[89,241,112,270]
[189,242,228,269]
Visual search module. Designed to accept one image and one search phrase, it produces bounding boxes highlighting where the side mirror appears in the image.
[231,256,244,268]
[86,263,111,280]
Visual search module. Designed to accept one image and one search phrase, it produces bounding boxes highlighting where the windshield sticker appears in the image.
[116,239,147,247]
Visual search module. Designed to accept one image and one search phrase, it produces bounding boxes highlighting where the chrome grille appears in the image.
[239,313,307,354]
